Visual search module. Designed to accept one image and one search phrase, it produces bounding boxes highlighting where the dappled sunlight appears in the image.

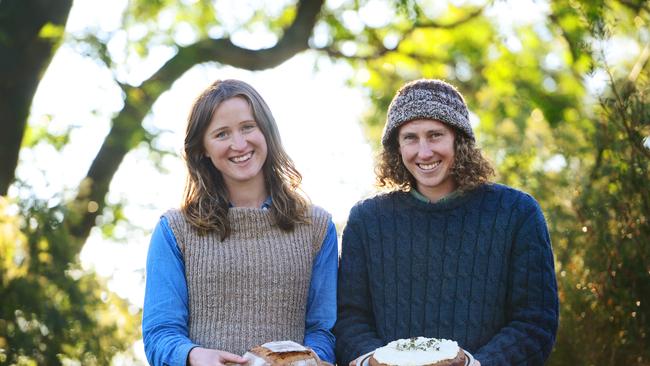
[2,0,649,364]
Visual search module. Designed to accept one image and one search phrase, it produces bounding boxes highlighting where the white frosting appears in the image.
[373,337,459,366]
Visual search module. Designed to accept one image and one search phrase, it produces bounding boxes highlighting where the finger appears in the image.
[219,351,247,364]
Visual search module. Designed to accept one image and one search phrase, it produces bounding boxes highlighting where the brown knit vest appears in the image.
[164,206,330,355]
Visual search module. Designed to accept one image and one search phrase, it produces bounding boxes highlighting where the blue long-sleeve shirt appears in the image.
[143,212,338,366]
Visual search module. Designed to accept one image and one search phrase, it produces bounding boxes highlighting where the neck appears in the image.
[416,179,457,202]
[226,176,268,208]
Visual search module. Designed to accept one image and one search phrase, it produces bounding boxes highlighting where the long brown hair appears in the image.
[181,79,308,239]
[376,128,494,192]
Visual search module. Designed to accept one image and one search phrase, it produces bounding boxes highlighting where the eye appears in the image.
[401,134,417,144]
[215,130,229,140]
[241,122,257,133]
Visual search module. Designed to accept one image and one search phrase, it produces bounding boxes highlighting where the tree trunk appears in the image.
[0,0,73,195]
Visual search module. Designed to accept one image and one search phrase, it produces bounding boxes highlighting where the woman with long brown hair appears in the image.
[143,79,337,366]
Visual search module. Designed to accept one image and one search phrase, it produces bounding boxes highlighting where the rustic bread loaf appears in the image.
[243,341,321,366]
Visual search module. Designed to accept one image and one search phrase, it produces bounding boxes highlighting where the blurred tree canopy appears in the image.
[1,0,649,365]
[342,1,650,364]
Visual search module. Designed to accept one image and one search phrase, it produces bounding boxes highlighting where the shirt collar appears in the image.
[409,188,461,204]
[228,196,273,210]
[260,196,272,210]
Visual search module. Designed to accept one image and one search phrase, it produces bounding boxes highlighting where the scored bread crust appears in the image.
[249,345,321,366]
[367,348,466,366]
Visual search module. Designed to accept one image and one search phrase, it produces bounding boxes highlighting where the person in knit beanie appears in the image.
[377,79,493,197]
[143,79,338,366]
[334,79,559,366]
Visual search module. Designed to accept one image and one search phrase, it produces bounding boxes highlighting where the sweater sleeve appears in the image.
[142,217,198,366]
[473,198,559,366]
[334,207,385,365]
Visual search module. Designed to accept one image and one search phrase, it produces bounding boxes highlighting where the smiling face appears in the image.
[202,96,268,192]
[398,119,457,201]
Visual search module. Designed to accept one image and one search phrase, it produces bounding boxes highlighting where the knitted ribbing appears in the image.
[165,206,330,355]
[334,184,559,366]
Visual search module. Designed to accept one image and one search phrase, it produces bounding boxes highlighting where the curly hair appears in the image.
[181,79,309,239]
[376,129,494,193]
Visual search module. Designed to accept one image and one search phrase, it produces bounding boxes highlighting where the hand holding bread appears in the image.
[242,340,321,366]
[188,347,247,366]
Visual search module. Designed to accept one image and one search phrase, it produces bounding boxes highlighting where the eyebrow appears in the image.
[399,127,446,136]
[207,119,257,134]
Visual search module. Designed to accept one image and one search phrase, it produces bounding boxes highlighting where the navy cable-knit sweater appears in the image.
[334,184,558,366]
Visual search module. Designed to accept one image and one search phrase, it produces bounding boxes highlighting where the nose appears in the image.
[417,140,434,159]
[230,132,247,151]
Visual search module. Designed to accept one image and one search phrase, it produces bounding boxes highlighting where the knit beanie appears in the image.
[381,79,474,146]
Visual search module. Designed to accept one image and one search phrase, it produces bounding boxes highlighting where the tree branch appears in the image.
[172,0,324,71]
[413,6,484,29]
[604,54,650,161]
[618,0,650,14]
[319,45,392,61]
[316,5,484,62]
[547,12,582,66]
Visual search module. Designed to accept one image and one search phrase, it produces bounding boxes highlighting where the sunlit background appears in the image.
[5,0,648,364]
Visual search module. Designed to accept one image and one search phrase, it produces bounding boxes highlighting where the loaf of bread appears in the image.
[243,341,321,366]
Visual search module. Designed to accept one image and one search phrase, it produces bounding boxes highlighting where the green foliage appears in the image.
[4,0,649,364]
[37,23,65,41]
[552,68,650,365]
[21,116,74,152]
[0,196,140,365]
[347,0,650,364]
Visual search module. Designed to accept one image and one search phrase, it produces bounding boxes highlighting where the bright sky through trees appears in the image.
[22,2,377,362]
[21,9,378,363]
[19,0,610,326]
[15,0,645,363]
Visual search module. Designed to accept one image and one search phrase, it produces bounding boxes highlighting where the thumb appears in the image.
[219,351,247,364]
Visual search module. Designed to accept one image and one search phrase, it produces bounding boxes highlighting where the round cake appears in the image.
[368,337,466,366]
